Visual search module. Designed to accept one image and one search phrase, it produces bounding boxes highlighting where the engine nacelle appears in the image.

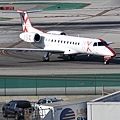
[47,31,66,35]
[19,32,41,43]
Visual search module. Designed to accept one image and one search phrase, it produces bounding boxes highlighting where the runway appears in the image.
[0,24,120,75]
[0,0,120,75]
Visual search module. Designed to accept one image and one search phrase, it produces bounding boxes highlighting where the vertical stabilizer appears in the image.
[17,10,43,33]
[17,10,32,32]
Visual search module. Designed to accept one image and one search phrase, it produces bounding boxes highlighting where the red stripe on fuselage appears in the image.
[99,38,116,57]
[106,46,116,57]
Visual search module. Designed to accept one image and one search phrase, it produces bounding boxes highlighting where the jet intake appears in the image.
[19,32,41,43]
[34,33,41,42]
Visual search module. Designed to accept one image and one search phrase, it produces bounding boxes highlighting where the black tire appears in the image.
[2,110,7,117]
[104,60,109,65]
[43,57,49,62]
[68,55,75,61]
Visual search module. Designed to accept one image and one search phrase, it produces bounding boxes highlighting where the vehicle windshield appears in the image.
[38,99,46,104]
[93,41,108,46]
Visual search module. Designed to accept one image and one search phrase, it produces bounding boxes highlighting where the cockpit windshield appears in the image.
[93,41,108,46]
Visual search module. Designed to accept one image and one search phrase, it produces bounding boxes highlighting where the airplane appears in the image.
[1,10,116,64]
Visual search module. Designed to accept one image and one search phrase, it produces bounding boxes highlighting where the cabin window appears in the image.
[67,41,69,44]
[55,40,56,42]
[78,43,80,45]
[73,42,74,44]
[51,39,53,42]
[64,41,66,44]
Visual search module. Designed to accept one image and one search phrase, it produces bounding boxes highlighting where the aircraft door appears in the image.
[82,41,93,54]
[82,41,87,53]
[93,42,98,54]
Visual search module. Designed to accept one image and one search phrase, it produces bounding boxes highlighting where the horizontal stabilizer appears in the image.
[2,9,42,13]
[107,42,114,45]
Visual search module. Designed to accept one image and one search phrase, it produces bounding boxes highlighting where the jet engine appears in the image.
[34,33,41,42]
[19,32,41,43]
[47,31,66,35]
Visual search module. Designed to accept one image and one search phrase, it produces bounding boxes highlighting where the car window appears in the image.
[38,99,46,104]
[16,101,31,108]
[9,101,15,107]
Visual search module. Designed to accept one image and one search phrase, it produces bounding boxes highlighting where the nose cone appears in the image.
[107,46,116,57]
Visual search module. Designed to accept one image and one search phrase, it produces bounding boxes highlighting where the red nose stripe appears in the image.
[106,46,116,57]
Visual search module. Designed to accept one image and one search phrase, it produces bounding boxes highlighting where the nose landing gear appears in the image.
[104,56,111,65]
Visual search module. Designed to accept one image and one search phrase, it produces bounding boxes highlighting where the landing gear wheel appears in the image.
[68,55,75,61]
[43,57,50,62]
[43,52,50,62]
[104,60,109,65]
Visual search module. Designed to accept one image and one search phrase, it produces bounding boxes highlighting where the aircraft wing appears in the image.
[0,46,78,54]
[0,48,64,53]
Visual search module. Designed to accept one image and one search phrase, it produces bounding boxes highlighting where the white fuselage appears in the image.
[30,32,115,57]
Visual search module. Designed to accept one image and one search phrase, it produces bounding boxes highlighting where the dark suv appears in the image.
[2,100,34,120]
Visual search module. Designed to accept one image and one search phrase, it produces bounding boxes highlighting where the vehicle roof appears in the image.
[41,96,99,107]
[39,98,62,101]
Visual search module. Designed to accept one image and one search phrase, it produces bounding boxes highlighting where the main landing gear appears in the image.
[104,56,111,65]
[68,55,75,61]
[43,52,50,62]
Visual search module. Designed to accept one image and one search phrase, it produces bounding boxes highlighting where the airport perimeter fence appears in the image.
[0,74,120,96]
[0,108,47,120]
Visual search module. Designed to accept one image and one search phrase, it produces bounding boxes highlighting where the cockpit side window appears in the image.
[93,42,97,46]
[93,41,108,46]
[98,42,108,46]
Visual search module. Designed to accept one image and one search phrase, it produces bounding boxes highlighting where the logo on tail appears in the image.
[17,10,43,33]
[17,10,32,32]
